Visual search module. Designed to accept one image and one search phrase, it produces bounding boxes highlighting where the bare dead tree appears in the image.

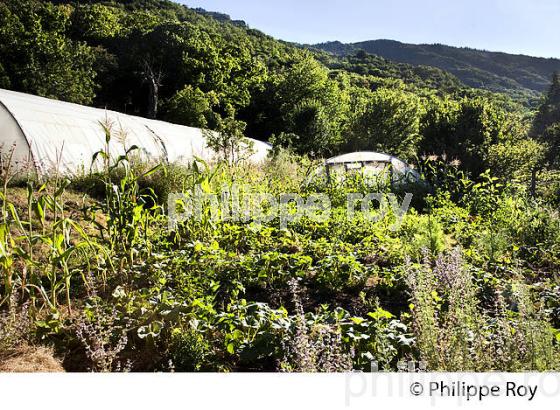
[142,59,163,119]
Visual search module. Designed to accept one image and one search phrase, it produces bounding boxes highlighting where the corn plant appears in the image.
[91,123,162,267]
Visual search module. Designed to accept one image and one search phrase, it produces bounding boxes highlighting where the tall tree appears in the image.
[532,72,560,166]
[532,72,560,136]
[264,55,350,156]
[348,88,422,160]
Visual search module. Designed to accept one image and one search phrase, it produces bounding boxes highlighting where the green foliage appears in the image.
[1,152,560,371]
[163,85,219,128]
[70,3,123,40]
[348,87,422,160]
[0,0,546,186]
[487,137,545,179]
[316,49,464,92]
[0,0,97,103]
[314,39,558,104]
[532,73,560,136]
[453,98,509,174]
[532,73,560,167]
[420,96,532,176]
[204,111,254,164]
[401,213,448,257]
[1,0,560,373]
[267,55,350,156]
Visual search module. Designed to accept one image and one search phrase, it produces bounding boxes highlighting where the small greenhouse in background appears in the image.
[320,151,421,185]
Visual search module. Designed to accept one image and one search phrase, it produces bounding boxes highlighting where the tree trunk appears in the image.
[147,75,159,119]
[143,61,161,119]
[530,167,538,197]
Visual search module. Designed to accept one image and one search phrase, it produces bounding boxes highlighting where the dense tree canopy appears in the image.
[0,0,556,181]
[347,88,422,160]
[0,0,97,104]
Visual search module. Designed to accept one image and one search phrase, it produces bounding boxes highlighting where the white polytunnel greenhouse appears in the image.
[323,151,420,184]
[0,88,271,177]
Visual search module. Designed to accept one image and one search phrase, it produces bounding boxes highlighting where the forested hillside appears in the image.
[313,39,560,104]
[1,0,554,178]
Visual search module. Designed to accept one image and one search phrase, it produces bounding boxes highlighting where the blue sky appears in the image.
[180,0,560,58]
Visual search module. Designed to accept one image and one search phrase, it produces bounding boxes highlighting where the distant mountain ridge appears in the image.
[312,39,560,96]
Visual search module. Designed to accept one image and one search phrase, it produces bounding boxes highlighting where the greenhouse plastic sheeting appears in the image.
[0,88,270,176]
